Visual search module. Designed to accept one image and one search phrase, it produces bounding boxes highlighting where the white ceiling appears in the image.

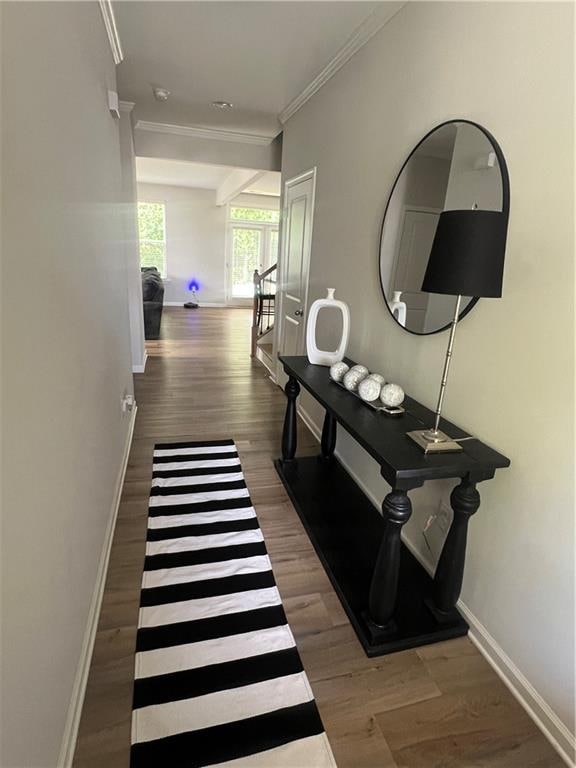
[114,1,386,136]
[135,156,281,196]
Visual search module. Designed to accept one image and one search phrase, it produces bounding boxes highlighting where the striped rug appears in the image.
[131,439,337,768]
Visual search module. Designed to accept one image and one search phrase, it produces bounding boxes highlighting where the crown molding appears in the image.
[119,100,135,113]
[134,120,275,146]
[99,0,123,65]
[279,2,405,125]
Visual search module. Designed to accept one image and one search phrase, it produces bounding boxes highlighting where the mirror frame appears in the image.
[378,118,510,336]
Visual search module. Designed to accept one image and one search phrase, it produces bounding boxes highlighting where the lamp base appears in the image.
[407,429,463,454]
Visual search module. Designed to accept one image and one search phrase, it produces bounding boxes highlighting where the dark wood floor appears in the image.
[73,308,563,768]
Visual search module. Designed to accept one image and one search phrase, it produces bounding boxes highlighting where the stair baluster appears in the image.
[251,263,277,358]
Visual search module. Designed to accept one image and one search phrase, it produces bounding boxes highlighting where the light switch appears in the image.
[108,90,120,119]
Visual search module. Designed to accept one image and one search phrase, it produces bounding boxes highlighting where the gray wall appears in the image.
[138,184,228,305]
[280,0,574,751]
[119,106,146,370]
[1,3,135,765]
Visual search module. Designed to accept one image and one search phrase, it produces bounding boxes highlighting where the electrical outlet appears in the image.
[422,500,452,561]
[121,393,135,413]
[437,501,452,533]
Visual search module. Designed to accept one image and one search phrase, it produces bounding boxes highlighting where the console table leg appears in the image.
[321,412,337,459]
[368,489,412,631]
[281,376,300,461]
[433,478,480,615]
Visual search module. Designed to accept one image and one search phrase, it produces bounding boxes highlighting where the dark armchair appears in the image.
[141,267,164,340]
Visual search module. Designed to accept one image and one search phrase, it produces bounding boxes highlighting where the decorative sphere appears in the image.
[380,383,405,407]
[329,361,349,382]
[343,368,368,392]
[350,365,369,377]
[367,373,385,385]
[358,377,381,402]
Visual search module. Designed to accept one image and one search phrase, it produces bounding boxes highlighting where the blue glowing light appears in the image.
[188,279,200,292]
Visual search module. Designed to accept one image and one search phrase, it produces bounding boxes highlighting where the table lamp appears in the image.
[408,209,508,453]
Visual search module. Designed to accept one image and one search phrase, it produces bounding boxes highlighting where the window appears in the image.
[230,206,280,224]
[228,206,280,299]
[137,202,166,276]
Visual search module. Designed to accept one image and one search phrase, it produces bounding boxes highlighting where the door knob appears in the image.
[294,309,304,316]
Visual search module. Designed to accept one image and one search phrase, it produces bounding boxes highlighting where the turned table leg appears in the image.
[281,376,300,461]
[321,412,337,459]
[368,489,412,631]
[433,477,480,615]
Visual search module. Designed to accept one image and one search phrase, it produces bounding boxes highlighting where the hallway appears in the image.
[73,308,562,768]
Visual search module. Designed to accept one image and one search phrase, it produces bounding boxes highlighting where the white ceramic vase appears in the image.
[306,289,350,366]
[390,291,407,326]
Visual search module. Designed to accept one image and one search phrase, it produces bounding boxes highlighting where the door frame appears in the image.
[274,167,317,384]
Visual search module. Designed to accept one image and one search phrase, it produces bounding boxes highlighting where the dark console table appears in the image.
[275,356,510,656]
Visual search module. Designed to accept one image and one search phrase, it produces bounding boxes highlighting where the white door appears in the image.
[276,169,316,381]
[391,208,440,332]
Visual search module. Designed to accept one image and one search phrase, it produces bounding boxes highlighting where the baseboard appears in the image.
[459,605,575,766]
[57,405,138,768]
[163,301,228,308]
[255,346,275,377]
[132,351,147,374]
[295,402,575,767]
[296,403,322,442]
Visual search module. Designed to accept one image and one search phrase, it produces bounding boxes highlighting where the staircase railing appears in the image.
[251,263,277,357]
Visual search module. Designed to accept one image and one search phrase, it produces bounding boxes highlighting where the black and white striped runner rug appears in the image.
[131,439,336,768]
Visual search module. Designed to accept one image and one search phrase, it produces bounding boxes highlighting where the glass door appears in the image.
[229,226,263,299]
[227,224,279,302]
[268,228,279,267]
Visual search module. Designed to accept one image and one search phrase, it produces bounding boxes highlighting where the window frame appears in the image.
[229,205,280,225]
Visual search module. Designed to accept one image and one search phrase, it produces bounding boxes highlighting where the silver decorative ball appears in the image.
[343,367,368,392]
[358,377,381,402]
[380,383,405,407]
[329,361,350,382]
[367,373,385,385]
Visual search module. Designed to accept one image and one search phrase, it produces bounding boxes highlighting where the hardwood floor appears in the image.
[73,308,562,768]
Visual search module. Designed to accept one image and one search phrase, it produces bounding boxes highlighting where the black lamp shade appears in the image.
[422,210,508,298]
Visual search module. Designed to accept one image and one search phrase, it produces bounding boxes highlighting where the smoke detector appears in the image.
[153,87,171,102]
[211,101,233,110]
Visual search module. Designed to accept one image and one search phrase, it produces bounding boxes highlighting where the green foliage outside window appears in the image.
[230,207,279,223]
[231,228,261,297]
[138,202,166,275]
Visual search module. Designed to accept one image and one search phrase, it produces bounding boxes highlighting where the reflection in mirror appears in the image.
[379,121,507,334]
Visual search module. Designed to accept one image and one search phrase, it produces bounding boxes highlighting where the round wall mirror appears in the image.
[379,120,510,335]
